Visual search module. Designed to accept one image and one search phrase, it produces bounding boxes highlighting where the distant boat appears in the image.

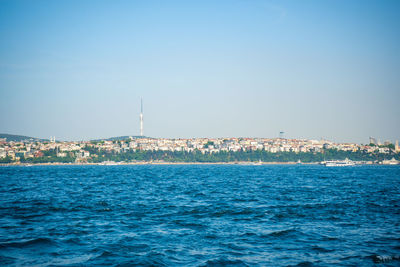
[324,158,355,167]
[100,161,119,166]
[241,161,262,166]
[297,160,302,165]
[381,158,400,165]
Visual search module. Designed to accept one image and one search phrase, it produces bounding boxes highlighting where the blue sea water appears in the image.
[0,165,399,266]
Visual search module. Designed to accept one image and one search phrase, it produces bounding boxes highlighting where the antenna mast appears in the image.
[140,98,143,137]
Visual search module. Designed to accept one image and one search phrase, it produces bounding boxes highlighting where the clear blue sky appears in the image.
[0,0,399,143]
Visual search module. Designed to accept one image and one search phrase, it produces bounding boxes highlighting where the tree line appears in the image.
[2,148,399,164]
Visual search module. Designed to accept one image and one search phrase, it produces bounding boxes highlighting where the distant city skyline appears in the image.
[0,0,399,143]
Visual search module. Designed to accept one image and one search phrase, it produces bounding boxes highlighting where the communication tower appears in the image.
[140,98,144,137]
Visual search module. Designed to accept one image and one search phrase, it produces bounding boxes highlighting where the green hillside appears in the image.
[0,133,48,142]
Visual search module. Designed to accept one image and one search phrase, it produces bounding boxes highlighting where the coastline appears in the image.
[0,161,317,167]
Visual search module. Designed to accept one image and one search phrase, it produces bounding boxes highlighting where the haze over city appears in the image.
[0,0,399,143]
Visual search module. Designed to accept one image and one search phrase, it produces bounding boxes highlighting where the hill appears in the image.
[0,133,48,142]
[0,134,150,142]
[91,136,150,141]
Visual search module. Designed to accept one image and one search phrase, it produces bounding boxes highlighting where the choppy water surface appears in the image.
[0,165,399,266]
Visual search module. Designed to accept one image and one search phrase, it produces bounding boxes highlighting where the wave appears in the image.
[0,237,55,249]
[287,261,315,267]
[238,229,300,240]
[265,229,298,238]
[93,250,116,259]
[0,255,16,265]
[371,254,400,263]
[310,245,334,253]
[172,219,206,229]
[201,257,249,266]
[210,207,265,218]
[116,252,169,266]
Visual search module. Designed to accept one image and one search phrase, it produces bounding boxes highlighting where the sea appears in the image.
[0,165,399,266]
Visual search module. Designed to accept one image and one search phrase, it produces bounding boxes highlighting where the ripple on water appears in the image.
[0,165,399,266]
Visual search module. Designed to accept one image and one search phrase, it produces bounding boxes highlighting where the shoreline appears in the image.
[0,161,318,167]
[1,161,394,167]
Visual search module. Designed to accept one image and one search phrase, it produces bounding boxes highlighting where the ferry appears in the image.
[323,158,355,167]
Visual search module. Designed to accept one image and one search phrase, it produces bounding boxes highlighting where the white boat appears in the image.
[324,158,355,167]
[100,161,119,165]
[381,158,400,165]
